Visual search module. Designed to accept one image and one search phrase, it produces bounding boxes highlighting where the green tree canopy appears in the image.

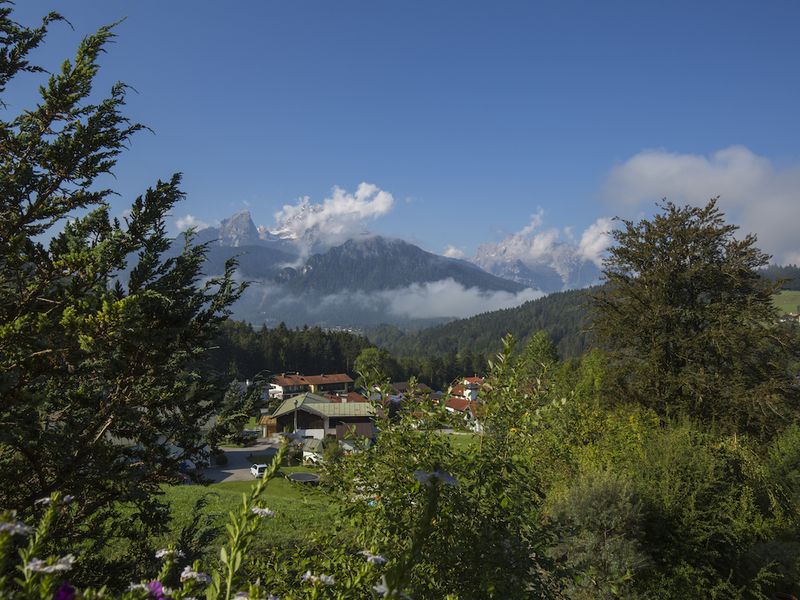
[0,6,242,580]
[593,199,798,436]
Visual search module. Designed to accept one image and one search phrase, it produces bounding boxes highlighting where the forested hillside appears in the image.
[366,287,594,360]
[762,264,800,290]
[205,321,373,379]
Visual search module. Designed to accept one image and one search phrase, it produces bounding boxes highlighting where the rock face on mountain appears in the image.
[276,236,526,294]
[194,211,296,252]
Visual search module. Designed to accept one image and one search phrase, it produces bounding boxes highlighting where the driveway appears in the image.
[203,439,282,483]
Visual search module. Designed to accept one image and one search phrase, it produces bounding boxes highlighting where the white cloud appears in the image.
[176,214,209,232]
[605,146,800,264]
[577,217,614,267]
[271,182,394,254]
[474,213,612,284]
[443,245,465,259]
[378,279,543,319]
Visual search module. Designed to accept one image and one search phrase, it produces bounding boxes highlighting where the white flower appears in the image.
[373,576,389,597]
[128,583,148,591]
[155,548,185,559]
[0,520,33,537]
[233,593,249,599]
[34,494,74,507]
[180,565,211,585]
[413,469,458,486]
[25,554,75,573]
[302,571,334,585]
[359,550,387,565]
[251,506,275,518]
[267,595,280,600]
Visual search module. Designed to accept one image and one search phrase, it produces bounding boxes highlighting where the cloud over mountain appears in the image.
[473,212,610,292]
[605,145,800,264]
[176,214,210,232]
[270,182,394,255]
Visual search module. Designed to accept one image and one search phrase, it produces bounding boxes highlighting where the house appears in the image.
[271,392,377,440]
[450,376,485,402]
[444,376,486,432]
[388,381,433,397]
[269,373,354,401]
[444,396,483,433]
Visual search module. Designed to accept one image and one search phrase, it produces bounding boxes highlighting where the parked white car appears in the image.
[250,463,268,478]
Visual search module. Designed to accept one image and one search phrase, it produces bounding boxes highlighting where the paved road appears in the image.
[203,439,281,483]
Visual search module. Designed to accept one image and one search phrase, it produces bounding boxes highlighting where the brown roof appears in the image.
[303,373,353,385]
[445,397,471,412]
[390,381,433,395]
[272,373,354,387]
[324,391,368,403]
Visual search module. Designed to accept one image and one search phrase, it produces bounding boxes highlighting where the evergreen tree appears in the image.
[593,199,798,436]
[0,6,242,580]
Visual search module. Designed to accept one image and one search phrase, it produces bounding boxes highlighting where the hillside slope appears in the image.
[366,287,595,360]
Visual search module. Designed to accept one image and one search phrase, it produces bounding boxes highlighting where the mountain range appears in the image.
[186,211,602,328]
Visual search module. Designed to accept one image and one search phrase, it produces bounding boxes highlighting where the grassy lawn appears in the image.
[440,431,481,452]
[775,290,800,314]
[157,466,336,554]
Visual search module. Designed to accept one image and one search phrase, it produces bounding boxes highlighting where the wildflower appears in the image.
[359,550,387,565]
[128,583,148,592]
[413,469,458,486]
[25,554,75,573]
[301,571,335,585]
[233,593,249,599]
[180,565,212,585]
[53,583,76,600]
[148,580,167,600]
[0,520,33,537]
[34,497,51,506]
[250,506,275,518]
[155,548,185,560]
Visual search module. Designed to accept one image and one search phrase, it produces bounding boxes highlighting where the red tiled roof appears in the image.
[302,373,354,385]
[272,373,353,387]
[445,397,471,412]
[464,376,484,384]
[324,391,368,403]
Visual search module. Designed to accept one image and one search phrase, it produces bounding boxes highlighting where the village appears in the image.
[205,371,486,483]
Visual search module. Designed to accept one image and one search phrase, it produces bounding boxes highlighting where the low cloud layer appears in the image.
[238,278,542,324]
[271,182,394,254]
[377,278,543,319]
[605,145,800,264]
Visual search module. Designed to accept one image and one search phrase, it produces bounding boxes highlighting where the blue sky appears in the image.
[9,1,800,263]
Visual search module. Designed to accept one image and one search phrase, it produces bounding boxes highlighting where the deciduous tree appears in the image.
[593,199,798,436]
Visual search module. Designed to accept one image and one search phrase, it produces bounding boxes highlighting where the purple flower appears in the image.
[148,580,167,600]
[53,583,76,600]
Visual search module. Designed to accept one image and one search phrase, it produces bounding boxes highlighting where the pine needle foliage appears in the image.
[0,4,243,583]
